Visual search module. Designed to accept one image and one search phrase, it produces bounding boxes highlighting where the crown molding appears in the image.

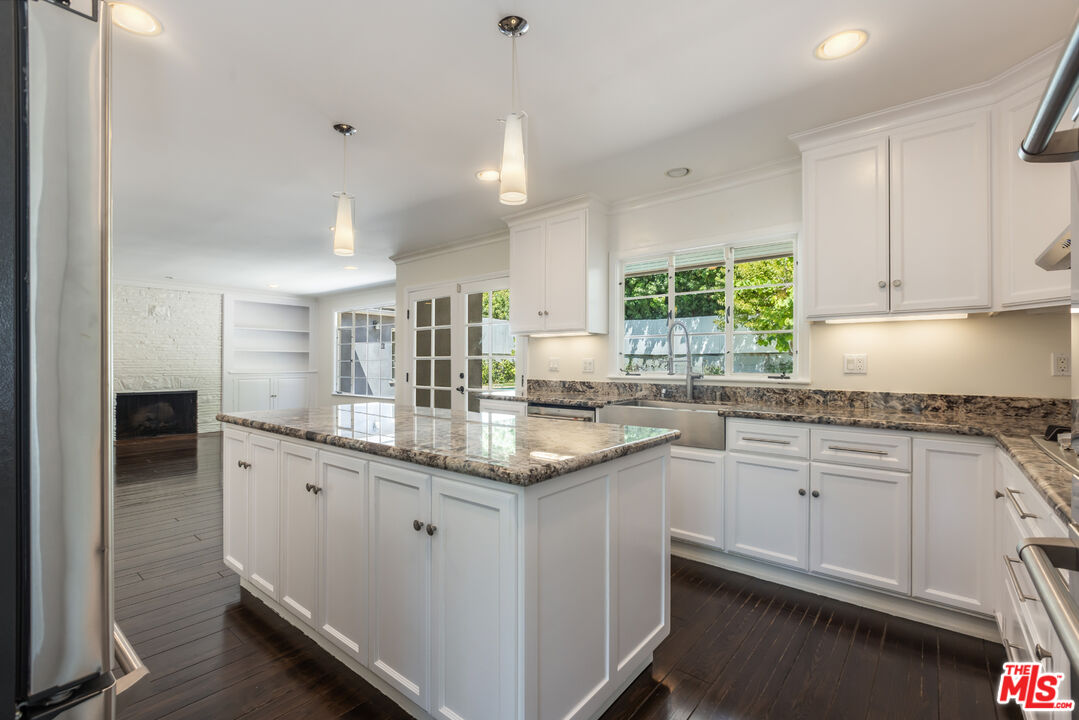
[389,229,509,265]
[500,193,608,225]
[112,276,315,302]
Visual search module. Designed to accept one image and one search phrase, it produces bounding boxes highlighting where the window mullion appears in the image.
[724,247,734,376]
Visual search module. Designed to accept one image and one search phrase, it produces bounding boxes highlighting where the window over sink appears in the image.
[619,236,797,379]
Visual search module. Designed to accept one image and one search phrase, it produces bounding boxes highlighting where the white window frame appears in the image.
[333,305,396,400]
[608,226,809,384]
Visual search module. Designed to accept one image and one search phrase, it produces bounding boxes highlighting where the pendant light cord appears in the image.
[342,133,348,194]
[511,35,519,113]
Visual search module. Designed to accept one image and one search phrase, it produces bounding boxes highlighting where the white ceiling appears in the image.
[110,0,1076,296]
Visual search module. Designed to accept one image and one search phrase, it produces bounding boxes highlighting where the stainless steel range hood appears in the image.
[1037,227,1071,271]
[1020,14,1079,163]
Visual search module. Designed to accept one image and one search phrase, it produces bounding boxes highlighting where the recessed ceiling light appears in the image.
[814,29,868,60]
[109,3,163,36]
[665,167,691,178]
[268,284,279,289]
[475,169,500,182]
[343,266,358,271]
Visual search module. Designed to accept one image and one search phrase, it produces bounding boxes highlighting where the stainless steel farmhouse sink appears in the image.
[597,399,725,450]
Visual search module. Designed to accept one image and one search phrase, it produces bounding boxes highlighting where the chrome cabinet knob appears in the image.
[892,279,902,287]
[237,460,244,469]
[811,490,820,498]
[537,310,543,316]
[413,519,424,531]
[544,310,549,316]
[426,523,437,536]
[305,482,315,493]
[798,488,807,496]
[878,280,886,288]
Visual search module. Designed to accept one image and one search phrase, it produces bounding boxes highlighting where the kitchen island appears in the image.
[216,402,679,720]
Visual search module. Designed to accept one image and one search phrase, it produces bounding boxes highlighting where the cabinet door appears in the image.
[724,453,809,569]
[912,438,995,613]
[543,210,588,332]
[247,434,280,598]
[279,442,319,625]
[222,429,249,575]
[508,221,547,334]
[234,376,272,411]
[802,135,890,317]
[318,451,369,663]
[669,446,723,548]
[429,478,517,720]
[809,463,910,594]
[994,84,1071,307]
[274,375,309,410]
[369,462,431,708]
[889,110,991,312]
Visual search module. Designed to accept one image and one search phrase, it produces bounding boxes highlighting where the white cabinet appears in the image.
[994,82,1071,308]
[912,438,995,613]
[809,462,910,594]
[317,450,369,663]
[724,452,809,570]
[507,200,608,335]
[369,462,431,707]
[888,111,991,312]
[429,478,518,720]
[279,442,319,626]
[802,135,891,317]
[369,461,519,720]
[222,428,250,575]
[231,374,311,413]
[669,446,724,548]
[247,433,281,598]
[799,108,992,318]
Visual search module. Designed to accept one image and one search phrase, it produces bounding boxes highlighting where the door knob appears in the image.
[892,279,902,288]
[878,280,886,288]
[455,385,465,394]
[811,490,820,498]
[413,520,424,531]
[426,523,437,536]
[798,488,807,496]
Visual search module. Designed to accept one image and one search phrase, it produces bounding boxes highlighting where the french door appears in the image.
[407,279,517,414]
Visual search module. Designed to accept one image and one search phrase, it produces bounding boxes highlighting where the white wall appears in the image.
[113,283,223,433]
[312,282,397,407]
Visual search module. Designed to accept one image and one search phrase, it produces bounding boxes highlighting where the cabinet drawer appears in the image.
[811,428,911,471]
[727,420,810,458]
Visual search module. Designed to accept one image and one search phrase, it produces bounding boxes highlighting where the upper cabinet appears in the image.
[800,109,991,319]
[797,60,1073,319]
[993,82,1071,308]
[506,197,608,335]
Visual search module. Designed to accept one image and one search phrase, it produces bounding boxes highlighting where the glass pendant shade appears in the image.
[332,192,355,256]
[499,111,527,206]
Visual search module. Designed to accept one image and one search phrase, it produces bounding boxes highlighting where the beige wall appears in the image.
[313,282,396,407]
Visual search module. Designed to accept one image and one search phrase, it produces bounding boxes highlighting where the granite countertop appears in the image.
[706,402,1073,527]
[215,402,679,486]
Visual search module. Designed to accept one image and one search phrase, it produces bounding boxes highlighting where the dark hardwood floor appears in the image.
[114,433,1018,720]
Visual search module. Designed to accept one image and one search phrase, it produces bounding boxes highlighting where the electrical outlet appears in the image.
[548,357,559,372]
[582,358,595,374]
[843,353,867,375]
[1052,352,1071,377]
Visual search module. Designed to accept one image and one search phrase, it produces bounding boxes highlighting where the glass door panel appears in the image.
[463,286,516,412]
[413,294,454,411]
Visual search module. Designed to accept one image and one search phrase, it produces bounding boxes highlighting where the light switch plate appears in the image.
[548,357,559,372]
[843,353,867,375]
[1052,352,1071,377]
[582,358,595,373]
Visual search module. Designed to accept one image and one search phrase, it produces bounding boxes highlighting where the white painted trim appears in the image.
[671,541,1000,642]
[790,41,1064,151]
[390,230,508,265]
[315,280,397,302]
[610,158,801,214]
[500,194,607,225]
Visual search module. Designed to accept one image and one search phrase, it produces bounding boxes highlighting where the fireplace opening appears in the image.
[115,390,197,440]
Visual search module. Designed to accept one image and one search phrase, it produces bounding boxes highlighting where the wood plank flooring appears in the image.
[114,433,1019,720]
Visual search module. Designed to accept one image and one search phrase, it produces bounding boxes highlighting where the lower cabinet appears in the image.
[369,461,518,720]
[280,442,319,625]
[669,446,724,548]
[724,452,809,570]
[809,462,910,593]
[222,429,250,576]
[247,434,281,598]
[911,438,995,613]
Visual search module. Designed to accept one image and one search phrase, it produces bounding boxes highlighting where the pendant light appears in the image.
[498,16,528,206]
[331,123,357,256]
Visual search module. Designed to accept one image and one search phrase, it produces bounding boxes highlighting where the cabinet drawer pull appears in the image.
[1006,488,1039,520]
[1036,643,1052,661]
[826,444,889,456]
[1004,555,1038,602]
[743,436,791,445]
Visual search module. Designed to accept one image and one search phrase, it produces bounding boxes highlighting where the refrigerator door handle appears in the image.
[112,624,148,694]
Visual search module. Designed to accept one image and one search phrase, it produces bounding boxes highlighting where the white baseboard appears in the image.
[671,541,1002,643]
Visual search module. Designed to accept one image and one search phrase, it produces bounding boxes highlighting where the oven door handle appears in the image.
[1019,538,1079,674]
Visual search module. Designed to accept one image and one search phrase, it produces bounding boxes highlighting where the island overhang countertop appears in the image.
[216,402,680,486]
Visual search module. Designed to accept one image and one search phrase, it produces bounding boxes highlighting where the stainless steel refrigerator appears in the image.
[14,0,118,717]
